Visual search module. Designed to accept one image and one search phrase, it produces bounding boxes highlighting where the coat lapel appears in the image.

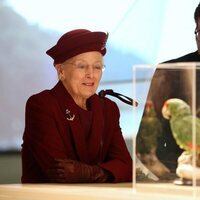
[51,81,105,164]
[51,81,88,162]
[87,95,104,164]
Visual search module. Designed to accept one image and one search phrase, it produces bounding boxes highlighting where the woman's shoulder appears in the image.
[26,89,54,107]
[28,89,51,99]
[95,93,119,112]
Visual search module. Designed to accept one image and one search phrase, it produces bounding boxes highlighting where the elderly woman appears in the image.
[21,29,132,183]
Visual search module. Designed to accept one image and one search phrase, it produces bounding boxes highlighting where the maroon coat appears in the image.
[21,81,132,183]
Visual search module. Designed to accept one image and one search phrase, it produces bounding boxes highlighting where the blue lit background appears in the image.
[0,0,199,150]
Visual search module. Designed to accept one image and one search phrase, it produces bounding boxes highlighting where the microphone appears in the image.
[98,89,138,107]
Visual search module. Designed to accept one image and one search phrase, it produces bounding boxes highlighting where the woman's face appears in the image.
[56,51,104,102]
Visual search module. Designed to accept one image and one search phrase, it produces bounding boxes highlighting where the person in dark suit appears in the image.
[137,3,200,174]
[21,29,132,183]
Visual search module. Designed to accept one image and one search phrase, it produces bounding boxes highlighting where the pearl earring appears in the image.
[59,74,64,81]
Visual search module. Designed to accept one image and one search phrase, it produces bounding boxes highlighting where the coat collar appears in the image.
[50,81,104,164]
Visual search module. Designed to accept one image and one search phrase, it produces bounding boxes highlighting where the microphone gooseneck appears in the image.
[98,89,138,107]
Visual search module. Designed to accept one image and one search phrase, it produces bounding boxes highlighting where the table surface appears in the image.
[0,182,199,200]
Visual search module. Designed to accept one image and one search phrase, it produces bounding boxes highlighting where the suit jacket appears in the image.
[21,81,132,183]
[145,51,200,172]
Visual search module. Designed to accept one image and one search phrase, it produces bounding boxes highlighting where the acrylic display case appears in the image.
[132,62,200,198]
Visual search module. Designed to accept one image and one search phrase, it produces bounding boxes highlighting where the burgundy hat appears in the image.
[46,29,108,64]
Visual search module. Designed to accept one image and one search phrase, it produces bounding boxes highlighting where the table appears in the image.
[0,182,199,200]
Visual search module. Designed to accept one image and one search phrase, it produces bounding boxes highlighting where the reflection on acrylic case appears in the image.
[133,63,200,196]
